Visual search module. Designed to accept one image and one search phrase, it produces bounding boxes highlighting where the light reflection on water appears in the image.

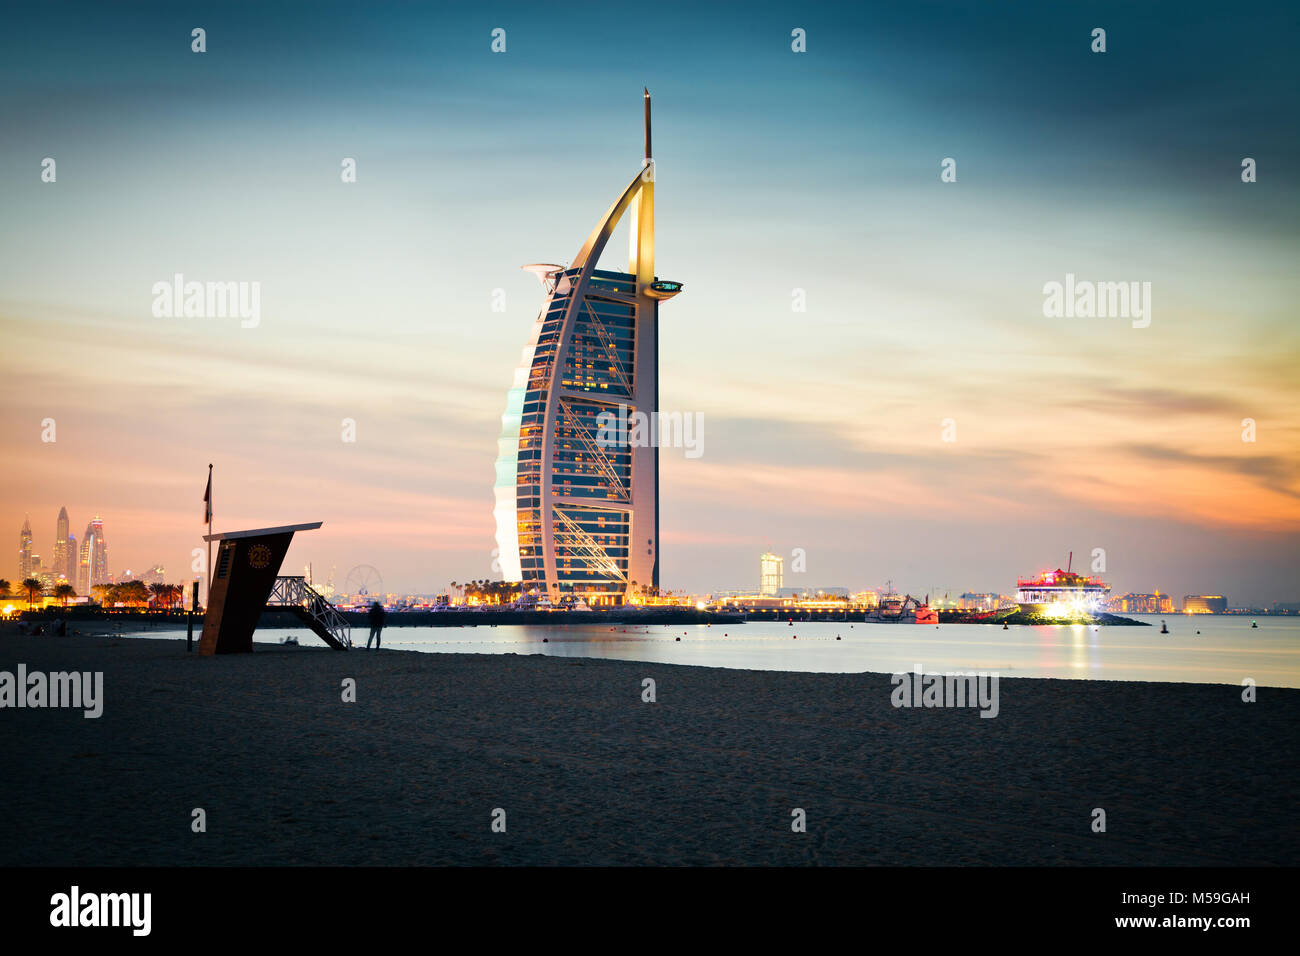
[119,614,1300,687]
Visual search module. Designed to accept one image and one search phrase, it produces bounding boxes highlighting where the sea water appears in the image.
[117,614,1300,687]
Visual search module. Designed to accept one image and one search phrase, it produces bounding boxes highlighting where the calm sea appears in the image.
[122,613,1300,687]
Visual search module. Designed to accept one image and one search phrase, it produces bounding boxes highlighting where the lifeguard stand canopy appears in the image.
[199,522,322,655]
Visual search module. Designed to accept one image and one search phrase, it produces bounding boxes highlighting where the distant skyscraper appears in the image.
[95,520,108,586]
[78,516,109,593]
[760,552,784,597]
[66,533,77,585]
[77,531,90,593]
[53,506,69,581]
[493,90,682,605]
[18,516,34,579]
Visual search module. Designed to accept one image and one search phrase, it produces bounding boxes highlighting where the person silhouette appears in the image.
[366,601,386,650]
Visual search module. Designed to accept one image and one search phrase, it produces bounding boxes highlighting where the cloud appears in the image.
[1123,443,1300,489]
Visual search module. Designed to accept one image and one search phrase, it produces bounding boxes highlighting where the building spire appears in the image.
[644,87,652,161]
[630,88,655,282]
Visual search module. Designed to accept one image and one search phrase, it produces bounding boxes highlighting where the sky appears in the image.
[1,1,1297,604]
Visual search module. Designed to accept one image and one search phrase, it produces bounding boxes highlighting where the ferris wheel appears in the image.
[344,565,383,601]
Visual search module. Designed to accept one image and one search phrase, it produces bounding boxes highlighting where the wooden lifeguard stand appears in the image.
[199,522,349,654]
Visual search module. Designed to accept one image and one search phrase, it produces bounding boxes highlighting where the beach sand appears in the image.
[1,633,1296,866]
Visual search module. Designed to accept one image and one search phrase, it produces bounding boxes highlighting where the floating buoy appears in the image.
[675,636,681,642]
[542,637,548,642]
[1196,630,1200,635]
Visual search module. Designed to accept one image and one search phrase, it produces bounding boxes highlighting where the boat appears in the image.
[865,592,905,622]
[1015,553,1109,615]
[866,592,936,624]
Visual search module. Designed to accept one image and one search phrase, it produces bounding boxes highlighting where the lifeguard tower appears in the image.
[199,522,351,654]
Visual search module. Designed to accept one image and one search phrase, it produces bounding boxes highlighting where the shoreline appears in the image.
[63,631,1300,689]
[4,606,1162,629]
[13,617,1294,688]
[3,633,1296,866]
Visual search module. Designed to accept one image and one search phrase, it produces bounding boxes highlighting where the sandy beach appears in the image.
[1,633,1296,866]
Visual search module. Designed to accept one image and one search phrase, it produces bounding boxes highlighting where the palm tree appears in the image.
[90,583,116,607]
[52,583,76,607]
[20,577,45,610]
[0,579,10,599]
[148,582,179,609]
[117,580,150,607]
[495,580,521,605]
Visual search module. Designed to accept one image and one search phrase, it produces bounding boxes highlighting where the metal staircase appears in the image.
[268,576,352,650]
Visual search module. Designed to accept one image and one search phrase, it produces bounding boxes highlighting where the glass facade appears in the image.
[760,552,784,596]
[496,268,650,601]
[77,517,108,594]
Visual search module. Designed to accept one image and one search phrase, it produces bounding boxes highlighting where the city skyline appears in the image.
[9,506,113,594]
[1,2,1297,604]
[4,505,1290,612]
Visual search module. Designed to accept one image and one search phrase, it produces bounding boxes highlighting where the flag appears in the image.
[203,469,212,524]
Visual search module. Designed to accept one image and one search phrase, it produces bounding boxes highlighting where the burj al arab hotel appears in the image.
[493,90,683,606]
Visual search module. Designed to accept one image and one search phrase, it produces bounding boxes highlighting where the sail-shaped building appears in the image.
[494,90,682,606]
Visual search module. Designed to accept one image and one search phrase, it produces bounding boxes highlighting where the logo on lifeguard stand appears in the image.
[248,544,272,569]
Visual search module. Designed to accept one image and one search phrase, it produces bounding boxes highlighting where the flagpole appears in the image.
[206,463,213,609]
